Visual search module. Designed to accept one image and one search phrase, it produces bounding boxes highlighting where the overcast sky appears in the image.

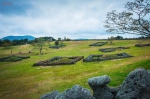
[0,0,139,39]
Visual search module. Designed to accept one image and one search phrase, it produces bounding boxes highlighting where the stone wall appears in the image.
[41,68,150,99]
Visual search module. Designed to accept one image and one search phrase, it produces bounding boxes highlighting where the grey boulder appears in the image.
[88,75,114,99]
[115,68,150,99]
[41,85,95,99]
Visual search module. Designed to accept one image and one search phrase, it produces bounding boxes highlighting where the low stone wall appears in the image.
[89,42,108,46]
[33,56,84,66]
[83,53,132,62]
[41,68,150,99]
[99,47,130,52]
[0,55,30,62]
[135,43,150,47]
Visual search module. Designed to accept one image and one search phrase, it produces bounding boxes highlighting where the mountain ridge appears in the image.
[1,35,35,41]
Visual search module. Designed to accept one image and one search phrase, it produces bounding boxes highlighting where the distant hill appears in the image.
[1,35,35,41]
[73,38,88,41]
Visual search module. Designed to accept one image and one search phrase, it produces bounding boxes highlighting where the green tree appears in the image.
[58,38,63,46]
[33,38,45,55]
[24,39,28,44]
[0,40,3,46]
[55,40,59,46]
[115,36,123,39]
[58,38,61,41]
[66,38,71,41]
[104,0,150,37]
[55,40,59,49]
[108,36,114,45]
[1,39,12,48]
[47,37,52,47]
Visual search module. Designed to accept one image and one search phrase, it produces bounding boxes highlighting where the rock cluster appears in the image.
[41,85,95,99]
[41,68,150,99]
[88,75,114,99]
[115,68,150,99]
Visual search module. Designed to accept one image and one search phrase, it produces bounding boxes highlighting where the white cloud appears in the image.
[0,0,139,39]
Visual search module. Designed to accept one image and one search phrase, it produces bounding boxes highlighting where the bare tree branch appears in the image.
[104,0,150,37]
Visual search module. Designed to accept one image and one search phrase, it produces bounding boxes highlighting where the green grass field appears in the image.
[0,40,150,99]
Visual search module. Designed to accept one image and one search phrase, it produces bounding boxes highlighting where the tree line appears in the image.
[0,39,33,47]
[0,36,56,47]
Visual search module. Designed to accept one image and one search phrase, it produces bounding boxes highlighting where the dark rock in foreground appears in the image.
[41,85,95,99]
[88,75,114,99]
[41,68,150,99]
[115,68,150,99]
[41,91,60,99]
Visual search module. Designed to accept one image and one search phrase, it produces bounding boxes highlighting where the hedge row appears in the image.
[135,43,150,47]
[83,53,133,62]
[99,47,130,52]
[0,55,30,62]
[33,56,84,66]
[89,42,108,46]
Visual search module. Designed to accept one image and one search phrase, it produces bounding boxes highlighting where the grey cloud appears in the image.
[0,0,138,39]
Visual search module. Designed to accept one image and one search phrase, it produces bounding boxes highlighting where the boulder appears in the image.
[88,75,114,99]
[115,68,150,99]
[41,90,60,99]
[41,85,95,99]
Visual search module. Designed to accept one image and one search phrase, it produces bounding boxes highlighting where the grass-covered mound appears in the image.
[0,55,30,62]
[89,42,108,46]
[99,47,130,52]
[83,53,132,62]
[33,56,84,66]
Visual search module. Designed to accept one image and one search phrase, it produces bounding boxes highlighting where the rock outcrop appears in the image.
[41,68,150,99]
[88,75,115,99]
[41,85,95,99]
[115,68,150,99]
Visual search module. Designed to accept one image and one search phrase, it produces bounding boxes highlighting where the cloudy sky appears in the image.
[0,0,139,39]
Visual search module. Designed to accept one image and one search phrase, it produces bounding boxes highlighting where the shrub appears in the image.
[55,41,59,46]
